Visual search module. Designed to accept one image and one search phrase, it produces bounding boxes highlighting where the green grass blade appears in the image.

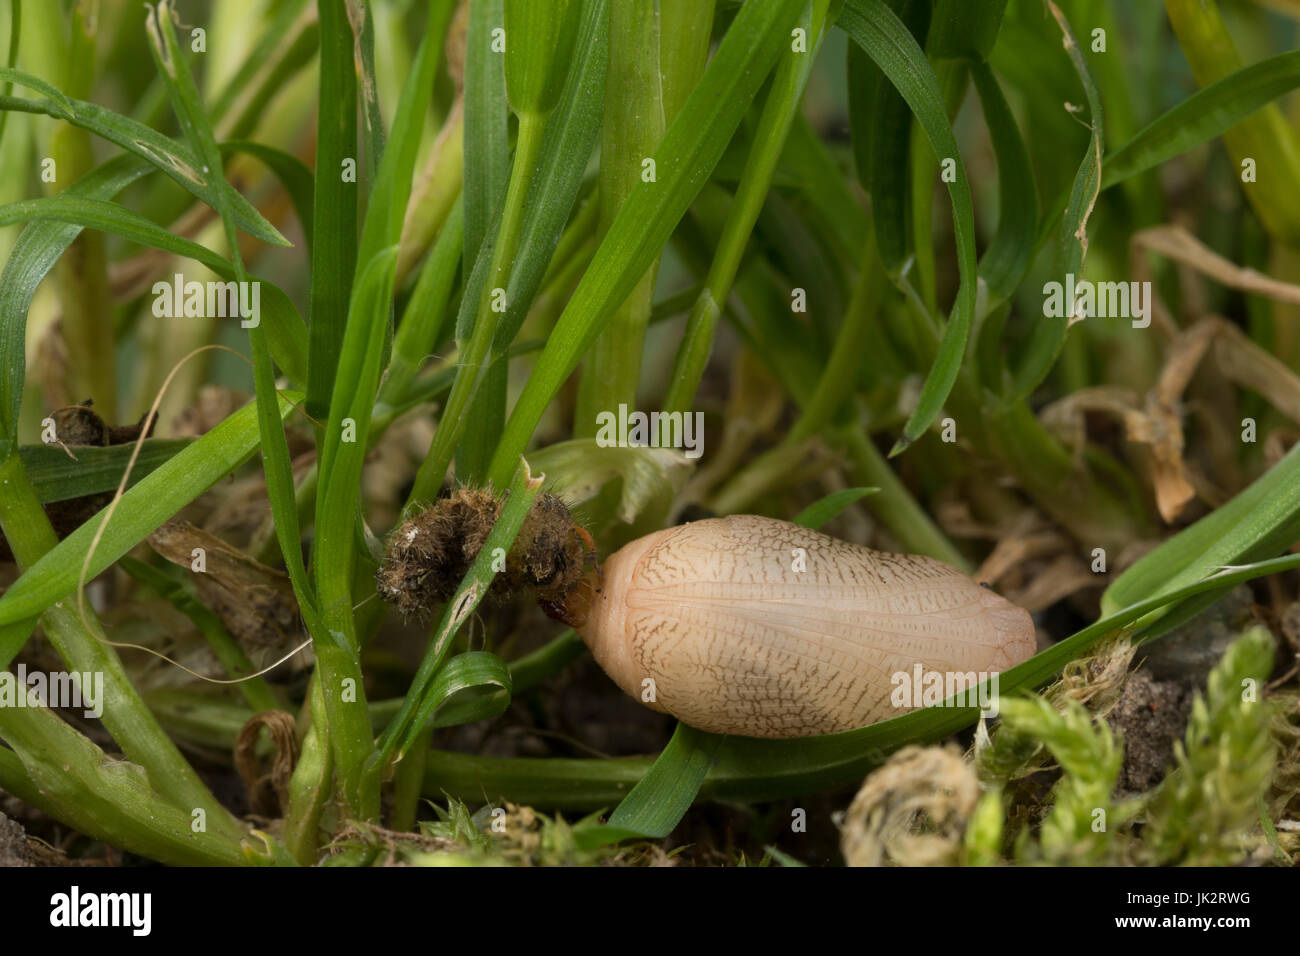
[399,651,512,754]
[1102,439,1300,618]
[838,0,978,455]
[406,0,609,504]
[1008,1,1101,403]
[504,0,580,118]
[485,0,806,488]
[0,153,151,458]
[491,0,608,354]
[454,0,511,484]
[783,114,871,266]
[928,0,1006,61]
[0,0,19,149]
[971,60,1037,301]
[305,0,358,419]
[1165,0,1300,246]
[792,487,878,529]
[18,439,191,502]
[463,0,508,268]
[309,9,443,814]
[0,193,308,386]
[0,67,287,245]
[606,723,723,837]
[0,704,253,866]
[380,196,464,407]
[118,556,280,714]
[0,195,230,254]
[664,0,833,416]
[316,15,441,573]
[221,140,316,250]
[353,0,385,189]
[1102,49,1300,190]
[847,0,929,272]
[571,0,667,434]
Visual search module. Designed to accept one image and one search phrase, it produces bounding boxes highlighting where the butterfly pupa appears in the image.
[552,515,1036,738]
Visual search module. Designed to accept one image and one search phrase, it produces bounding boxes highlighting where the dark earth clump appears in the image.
[0,810,31,867]
[1107,671,1192,795]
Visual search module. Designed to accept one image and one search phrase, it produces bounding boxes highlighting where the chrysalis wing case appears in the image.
[570,515,1037,738]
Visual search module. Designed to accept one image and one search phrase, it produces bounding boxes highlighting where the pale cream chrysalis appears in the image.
[554,515,1036,739]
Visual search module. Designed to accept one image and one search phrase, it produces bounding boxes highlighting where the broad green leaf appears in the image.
[526,439,688,529]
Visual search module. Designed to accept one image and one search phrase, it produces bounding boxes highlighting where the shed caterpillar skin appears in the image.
[552,515,1036,739]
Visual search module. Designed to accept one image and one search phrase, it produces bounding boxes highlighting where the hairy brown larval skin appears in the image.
[376,489,592,617]
[575,515,1037,738]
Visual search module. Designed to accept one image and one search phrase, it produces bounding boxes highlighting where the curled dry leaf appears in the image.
[234,710,300,818]
[1004,554,1098,615]
[147,520,301,657]
[1133,225,1300,309]
[973,515,1097,615]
